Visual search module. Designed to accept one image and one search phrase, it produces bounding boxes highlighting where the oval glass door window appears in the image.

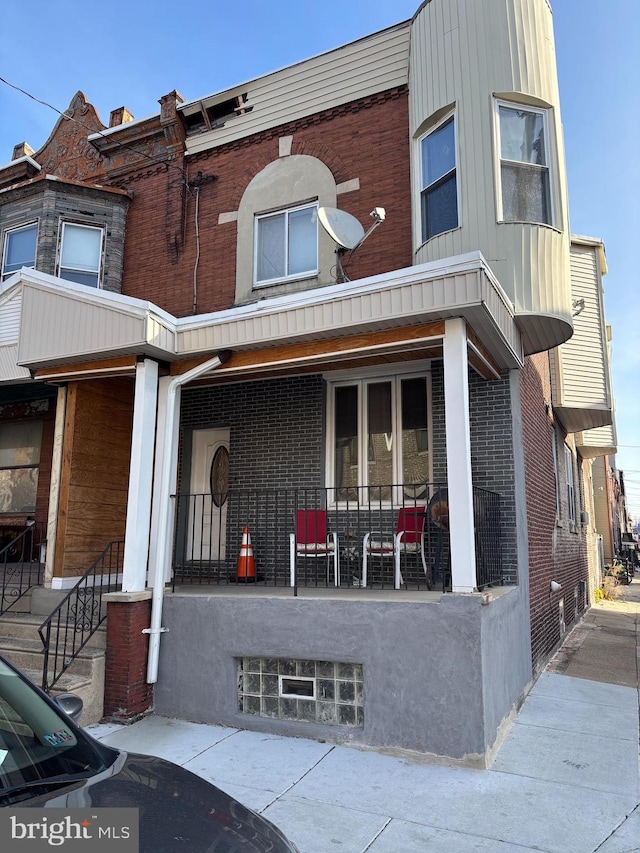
[210,446,229,507]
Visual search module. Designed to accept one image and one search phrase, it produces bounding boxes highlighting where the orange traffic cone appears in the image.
[236,525,256,582]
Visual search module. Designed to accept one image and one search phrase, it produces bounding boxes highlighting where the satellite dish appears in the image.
[317,206,386,282]
[318,207,365,251]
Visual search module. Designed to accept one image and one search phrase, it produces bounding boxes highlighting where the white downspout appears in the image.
[146,351,230,683]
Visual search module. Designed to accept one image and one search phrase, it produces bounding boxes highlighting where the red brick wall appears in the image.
[104,597,153,719]
[522,353,589,675]
[116,88,411,317]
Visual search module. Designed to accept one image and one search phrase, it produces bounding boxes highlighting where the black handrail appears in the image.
[0,521,47,618]
[38,540,124,693]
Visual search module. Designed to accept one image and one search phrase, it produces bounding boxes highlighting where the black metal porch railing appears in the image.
[172,484,502,592]
[38,540,124,694]
[0,521,47,618]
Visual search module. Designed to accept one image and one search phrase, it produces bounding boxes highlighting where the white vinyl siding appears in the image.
[409,0,571,355]
[184,24,410,156]
[551,241,612,434]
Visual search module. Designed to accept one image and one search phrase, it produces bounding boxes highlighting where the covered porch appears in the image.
[1,258,532,759]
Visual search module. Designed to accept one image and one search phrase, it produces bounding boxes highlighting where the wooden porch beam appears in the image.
[171,322,447,378]
[33,355,140,382]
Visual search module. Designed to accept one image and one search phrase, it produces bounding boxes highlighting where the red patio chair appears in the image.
[289,509,340,587]
[362,507,429,589]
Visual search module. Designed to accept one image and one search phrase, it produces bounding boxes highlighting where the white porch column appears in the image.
[148,374,181,588]
[122,359,159,592]
[443,318,477,593]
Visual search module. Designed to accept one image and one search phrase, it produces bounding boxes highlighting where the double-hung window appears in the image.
[565,446,576,525]
[254,202,318,286]
[2,223,37,281]
[420,116,458,242]
[59,222,104,288]
[497,102,551,224]
[330,373,430,503]
[551,426,560,521]
[0,422,42,513]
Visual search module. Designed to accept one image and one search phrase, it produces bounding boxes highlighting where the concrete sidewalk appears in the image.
[88,578,640,853]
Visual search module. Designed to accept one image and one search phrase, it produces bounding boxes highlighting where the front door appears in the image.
[188,428,230,561]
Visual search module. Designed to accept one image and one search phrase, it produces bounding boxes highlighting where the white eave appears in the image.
[2,253,522,378]
[176,253,523,371]
[1,269,176,370]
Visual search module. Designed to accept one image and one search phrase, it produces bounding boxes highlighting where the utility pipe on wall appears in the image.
[146,351,230,684]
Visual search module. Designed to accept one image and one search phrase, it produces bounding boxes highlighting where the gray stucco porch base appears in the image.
[154,586,531,766]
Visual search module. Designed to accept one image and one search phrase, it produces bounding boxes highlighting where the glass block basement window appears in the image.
[238,658,363,727]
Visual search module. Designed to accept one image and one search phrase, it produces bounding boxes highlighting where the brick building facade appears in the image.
[0,0,615,761]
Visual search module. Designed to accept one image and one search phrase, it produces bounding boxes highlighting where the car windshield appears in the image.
[0,661,114,799]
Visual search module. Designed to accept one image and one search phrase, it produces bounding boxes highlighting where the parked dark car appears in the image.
[0,654,298,852]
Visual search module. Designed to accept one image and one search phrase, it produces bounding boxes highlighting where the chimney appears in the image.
[12,142,35,160]
[109,107,134,128]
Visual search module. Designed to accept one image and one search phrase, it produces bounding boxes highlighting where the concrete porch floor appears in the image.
[169,582,512,603]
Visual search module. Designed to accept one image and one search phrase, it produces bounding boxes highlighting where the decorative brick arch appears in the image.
[235,153,338,303]
[290,140,349,186]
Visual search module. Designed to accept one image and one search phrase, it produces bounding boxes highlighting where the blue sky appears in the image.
[1,1,638,518]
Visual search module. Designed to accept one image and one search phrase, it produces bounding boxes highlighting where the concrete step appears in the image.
[30,586,110,619]
[0,634,104,678]
[0,612,106,648]
[0,610,107,727]
[19,667,92,696]
[19,666,103,728]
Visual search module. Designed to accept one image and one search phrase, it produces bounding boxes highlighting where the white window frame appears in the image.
[278,675,316,700]
[253,201,318,287]
[565,445,576,525]
[1,222,38,281]
[57,221,105,288]
[325,366,433,506]
[418,112,459,243]
[494,99,553,226]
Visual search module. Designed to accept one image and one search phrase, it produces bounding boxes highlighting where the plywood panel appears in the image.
[53,377,134,579]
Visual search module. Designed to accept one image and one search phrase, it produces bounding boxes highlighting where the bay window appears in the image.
[497,102,551,225]
[330,373,431,502]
